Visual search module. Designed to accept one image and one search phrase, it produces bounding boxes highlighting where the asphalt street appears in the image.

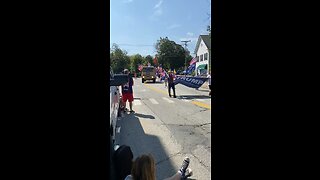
[115,77,211,180]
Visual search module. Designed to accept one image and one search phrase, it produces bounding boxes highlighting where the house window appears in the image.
[204,53,208,61]
[200,54,203,61]
[196,56,199,62]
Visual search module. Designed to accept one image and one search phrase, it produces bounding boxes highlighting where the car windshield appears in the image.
[143,68,154,72]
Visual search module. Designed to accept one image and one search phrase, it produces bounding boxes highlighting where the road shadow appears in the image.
[196,89,210,92]
[133,112,155,119]
[144,80,164,84]
[177,95,211,100]
[116,113,180,180]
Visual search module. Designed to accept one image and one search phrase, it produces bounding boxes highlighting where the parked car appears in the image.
[110,67,128,144]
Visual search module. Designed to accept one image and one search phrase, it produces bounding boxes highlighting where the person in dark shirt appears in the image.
[113,145,134,180]
[168,70,176,98]
[121,69,135,113]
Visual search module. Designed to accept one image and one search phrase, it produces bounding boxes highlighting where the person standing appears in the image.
[121,69,135,113]
[164,70,168,88]
[207,72,211,96]
[168,70,176,98]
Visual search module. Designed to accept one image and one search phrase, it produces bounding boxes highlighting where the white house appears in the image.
[194,35,211,76]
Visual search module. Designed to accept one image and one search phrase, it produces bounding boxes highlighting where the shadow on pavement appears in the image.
[117,113,179,180]
[144,81,164,84]
[177,95,211,100]
[196,89,210,92]
[133,113,155,119]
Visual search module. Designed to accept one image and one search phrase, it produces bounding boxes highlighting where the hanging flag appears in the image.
[189,57,197,65]
[153,56,158,65]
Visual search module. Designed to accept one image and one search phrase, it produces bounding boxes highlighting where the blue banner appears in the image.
[174,76,208,89]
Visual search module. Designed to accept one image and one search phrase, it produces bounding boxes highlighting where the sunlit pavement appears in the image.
[115,78,211,179]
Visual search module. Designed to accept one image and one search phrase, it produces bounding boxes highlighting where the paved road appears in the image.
[115,77,211,180]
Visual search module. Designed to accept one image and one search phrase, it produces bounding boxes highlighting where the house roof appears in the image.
[194,35,211,54]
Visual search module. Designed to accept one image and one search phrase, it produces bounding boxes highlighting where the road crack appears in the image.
[155,151,182,165]
[190,151,211,171]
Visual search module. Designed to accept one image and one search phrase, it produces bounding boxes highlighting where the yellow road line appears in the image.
[191,101,211,109]
[144,84,211,110]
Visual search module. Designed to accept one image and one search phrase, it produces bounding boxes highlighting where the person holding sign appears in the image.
[168,70,176,98]
[207,72,211,96]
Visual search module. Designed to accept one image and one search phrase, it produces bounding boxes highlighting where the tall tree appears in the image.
[130,54,144,72]
[155,37,186,70]
[110,43,130,73]
[145,55,154,66]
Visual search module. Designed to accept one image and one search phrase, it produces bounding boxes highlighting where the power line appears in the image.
[116,43,154,47]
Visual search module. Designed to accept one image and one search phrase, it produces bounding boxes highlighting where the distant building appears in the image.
[194,35,211,76]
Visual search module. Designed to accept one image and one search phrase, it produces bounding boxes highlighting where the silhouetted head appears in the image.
[124,69,129,74]
[113,145,134,180]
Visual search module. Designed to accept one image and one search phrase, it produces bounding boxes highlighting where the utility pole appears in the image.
[181,40,191,75]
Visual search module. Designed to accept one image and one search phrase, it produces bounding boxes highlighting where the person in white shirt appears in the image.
[207,72,211,96]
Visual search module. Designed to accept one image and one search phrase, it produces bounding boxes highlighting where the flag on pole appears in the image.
[153,56,158,65]
[174,76,208,89]
[189,57,197,65]
[186,63,196,74]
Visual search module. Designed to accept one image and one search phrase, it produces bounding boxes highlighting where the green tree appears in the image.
[145,55,154,66]
[130,54,144,72]
[155,37,185,70]
[110,43,130,73]
[186,54,193,65]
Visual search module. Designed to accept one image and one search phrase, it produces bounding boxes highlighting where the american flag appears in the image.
[189,57,197,65]
[138,65,143,71]
[153,56,158,65]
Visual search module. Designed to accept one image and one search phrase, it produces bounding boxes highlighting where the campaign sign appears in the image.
[174,76,208,89]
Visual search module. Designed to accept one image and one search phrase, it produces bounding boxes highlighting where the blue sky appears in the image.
[110,0,211,57]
